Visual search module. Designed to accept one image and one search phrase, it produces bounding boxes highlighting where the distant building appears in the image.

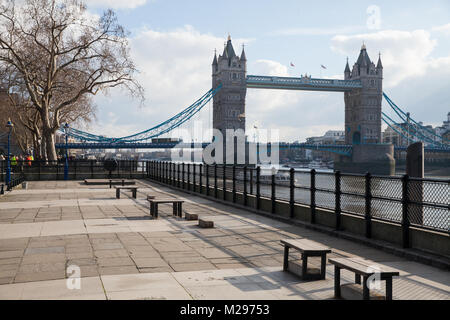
[382,116,446,147]
[306,130,345,145]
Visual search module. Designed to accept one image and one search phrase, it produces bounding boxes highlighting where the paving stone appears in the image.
[0,250,24,259]
[79,266,100,278]
[97,257,135,267]
[14,270,66,283]
[66,251,94,259]
[19,262,66,273]
[0,258,22,265]
[67,258,98,266]
[93,243,124,250]
[131,257,170,268]
[99,266,139,276]
[21,253,65,264]
[138,266,174,273]
[25,246,65,255]
[94,249,129,258]
[0,277,14,285]
[169,262,217,272]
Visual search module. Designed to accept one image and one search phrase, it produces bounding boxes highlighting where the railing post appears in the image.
[335,171,342,230]
[365,172,372,238]
[193,163,196,192]
[182,162,185,189]
[232,165,236,203]
[310,169,316,224]
[402,174,410,248]
[223,165,227,200]
[205,164,210,196]
[56,160,59,180]
[214,164,218,198]
[187,163,191,191]
[290,168,295,219]
[129,160,132,179]
[243,166,248,206]
[199,164,203,193]
[271,170,276,214]
[250,168,253,195]
[38,160,41,180]
[177,163,181,188]
[256,166,261,211]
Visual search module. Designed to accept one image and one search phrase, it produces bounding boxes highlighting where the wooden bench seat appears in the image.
[329,257,400,300]
[280,239,331,280]
[147,198,184,218]
[114,186,138,199]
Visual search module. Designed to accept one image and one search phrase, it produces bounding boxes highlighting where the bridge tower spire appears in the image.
[212,35,247,163]
[344,45,383,145]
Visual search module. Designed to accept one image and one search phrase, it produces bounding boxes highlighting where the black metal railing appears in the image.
[148,161,450,249]
[0,159,148,182]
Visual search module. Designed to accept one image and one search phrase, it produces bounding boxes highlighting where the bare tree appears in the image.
[0,0,143,160]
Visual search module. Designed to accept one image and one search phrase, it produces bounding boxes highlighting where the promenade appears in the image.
[0,180,448,300]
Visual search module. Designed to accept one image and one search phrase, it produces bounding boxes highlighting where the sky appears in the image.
[82,0,450,142]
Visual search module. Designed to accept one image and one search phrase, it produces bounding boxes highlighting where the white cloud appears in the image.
[269,26,366,37]
[331,29,450,127]
[331,30,437,87]
[85,0,148,9]
[432,23,450,35]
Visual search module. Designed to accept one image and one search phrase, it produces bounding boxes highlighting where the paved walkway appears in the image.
[0,180,448,300]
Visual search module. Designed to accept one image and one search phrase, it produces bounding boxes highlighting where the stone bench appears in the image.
[147,198,184,218]
[329,257,399,300]
[198,219,214,228]
[280,238,331,280]
[114,186,138,199]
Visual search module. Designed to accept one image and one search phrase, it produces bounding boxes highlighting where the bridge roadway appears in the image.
[246,75,362,92]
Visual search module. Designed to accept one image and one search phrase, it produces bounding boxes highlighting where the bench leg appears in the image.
[132,189,137,198]
[173,203,177,216]
[320,254,327,280]
[386,278,393,300]
[150,203,154,217]
[355,274,361,284]
[301,254,308,279]
[283,246,289,271]
[155,204,159,218]
[363,276,370,300]
[178,203,182,217]
[334,266,341,298]
[116,189,120,199]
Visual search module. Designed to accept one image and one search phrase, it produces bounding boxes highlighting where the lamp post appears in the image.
[6,119,13,186]
[64,123,69,180]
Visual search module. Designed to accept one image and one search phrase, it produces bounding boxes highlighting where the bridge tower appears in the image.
[336,45,395,175]
[211,35,247,164]
[344,44,383,145]
[212,35,247,138]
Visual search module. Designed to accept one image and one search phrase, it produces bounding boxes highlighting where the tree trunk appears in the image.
[45,132,57,161]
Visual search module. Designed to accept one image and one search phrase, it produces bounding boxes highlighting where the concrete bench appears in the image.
[329,257,399,300]
[185,212,198,221]
[198,219,214,228]
[147,198,184,218]
[280,239,331,280]
[114,186,138,199]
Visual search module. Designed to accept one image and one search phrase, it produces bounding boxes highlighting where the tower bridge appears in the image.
[57,35,449,174]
